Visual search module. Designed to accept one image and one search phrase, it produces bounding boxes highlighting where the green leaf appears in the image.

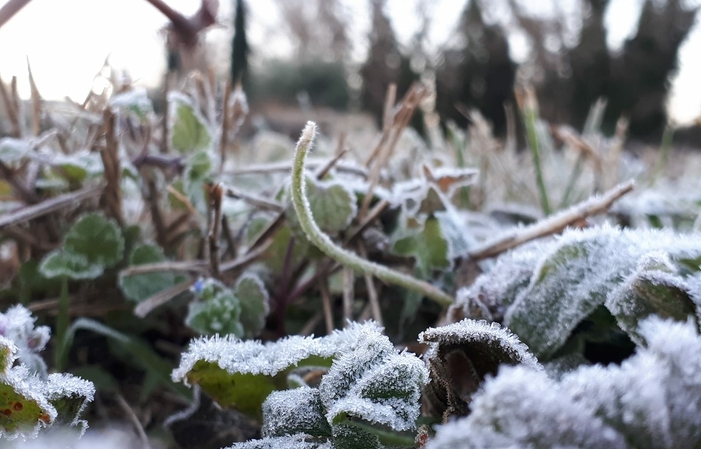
[109,88,154,121]
[606,252,698,345]
[504,227,701,360]
[53,152,103,182]
[63,212,125,269]
[319,329,428,431]
[391,215,451,272]
[0,138,31,163]
[172,323,381,419]
[0,337,17,374]
[118,244,179,303]
[418,319,541,419]
[288,176,357,235]
[38,250,104,280]
[186,278,244,336]
[41,373,95,427]
[262,387,331,438]
[332,422,383,449]
[0,370,54,438]
[169,92,212,154]
[236,274,270,338]
[228,434,333,449]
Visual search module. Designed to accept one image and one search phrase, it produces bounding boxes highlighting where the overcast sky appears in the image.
[1,0,700,124]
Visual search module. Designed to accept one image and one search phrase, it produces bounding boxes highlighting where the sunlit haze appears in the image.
[1,0,700,124]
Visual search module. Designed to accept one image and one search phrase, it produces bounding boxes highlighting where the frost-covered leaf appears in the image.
[169,92,212,154]
[454,242,549,321]
[427,366,630,449]
[109,87,153,121]
[235,275,270,338]
[52,152,103,182]
[331,423,382,449]
[38,250,103,280]
[391,215,451,271]
[288,176,357,235]
[428,317,701,449]
[63,212,125,269]
[419,319,540,419]
[226,434,333,449]
[605,252,697,345]
[186,278,243,336]
[0,138,31,163]
[0,338,17,374]
[172,322,382,418]
[0,306,50,376]
[262,387,331,438]
[118,244,179,303]
[0,367,56,440]
[504,226,701,359]
[421,165,478,197]
[40,373,95,428]
[320,328,428,431]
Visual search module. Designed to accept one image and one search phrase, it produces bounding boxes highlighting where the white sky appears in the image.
[1,0,700,124]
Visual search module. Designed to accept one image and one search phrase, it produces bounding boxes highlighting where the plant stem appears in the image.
[520,91,551,215]
[55,277,69,371]
[290,122,454,308]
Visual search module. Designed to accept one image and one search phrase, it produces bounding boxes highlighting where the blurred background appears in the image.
[1,0,701,145]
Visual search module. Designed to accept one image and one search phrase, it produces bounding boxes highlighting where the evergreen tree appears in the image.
[230,0,249,85]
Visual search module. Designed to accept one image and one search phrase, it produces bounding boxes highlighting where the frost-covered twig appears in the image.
[468,179,635,261]
[0,186,102,230]
[0,0,32,29]
[224,185,284,212]
[134,279,196,318]
[291,121,454,307]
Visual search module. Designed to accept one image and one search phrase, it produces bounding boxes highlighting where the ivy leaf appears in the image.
[262,387,331,438]
[39,250,103,280]
[235,274,270,338]
[288,176,357,235]
[169,92,212,154]
[186,279,243,336]
[118,244,180,303]
[419,319,541,419]
[63,212,125,269]
[391,215,451,272]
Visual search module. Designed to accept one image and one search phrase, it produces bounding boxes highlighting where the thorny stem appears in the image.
[290,121,454,308]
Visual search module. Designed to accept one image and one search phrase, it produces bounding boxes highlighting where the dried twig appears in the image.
[468,180,635,260]
[0,186,101,230]
[26,58,42,136]
[134,279,196,318]
[207,183,223,277]
[317,273,335,334]
[0,0,32,29]
[120,261,209,277]
[342,266,354,327]
[0,73,20,137]
[101,108,124,227]
[224,159,368,179]
[358,244,382,325]
[218,78,232,172]
[115,394,149,449]
[224,185,284,212]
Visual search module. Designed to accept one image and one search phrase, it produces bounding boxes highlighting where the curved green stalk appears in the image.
[290,122,453,307]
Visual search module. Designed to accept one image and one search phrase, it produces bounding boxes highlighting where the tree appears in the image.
[435,0,516,135]
[230,0,249,86]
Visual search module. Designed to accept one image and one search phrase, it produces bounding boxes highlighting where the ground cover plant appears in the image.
[3,34,701,449]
